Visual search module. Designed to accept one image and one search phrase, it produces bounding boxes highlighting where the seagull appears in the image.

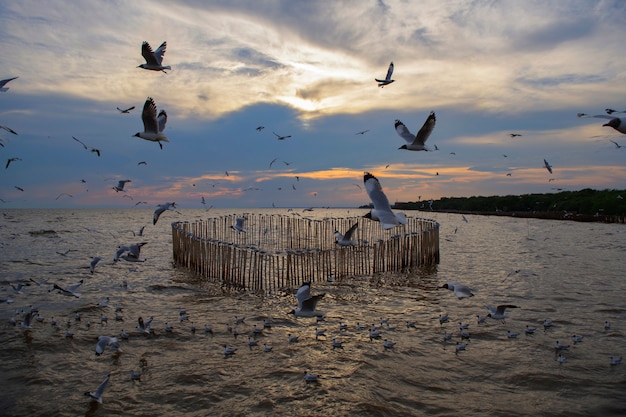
[355,129,369,135]
[554,341,570,351]
[383,339,396,349]
[55,193,73,200]
[256,126,265,131]
[263,343,273,352]
[571,335,584,344]
[525,325,536,335]
[332,338,344,349]
[0,124,18,135]
[507,330,520,339]
[304,371,319,382]
[113,180,131,192]
[485,304,519,323]
[5,157,22,169]
[362,172,407,230]
[0,76,18,92]
[289,282,325,317]
[440,282,474,299]
[130,370,141,381]
[273,132,291,140]
[137,316,154,334]
[269,158,278,168]
[114,242,147,262]
[153,202,175,225]
[117,106,135,114]
[138,41,171,73]
[14,186,24,192]
[375,62,395,87]
[51,280,83,298]
[90,256,102,274]
[609,140,623,149]
[577,112,626,134]
[231,217,248,233]
[134,97,169,149]
[543,159,553,174]
[557,354,567,364]
[335,223,358,246]
[610,356,622,366]
[85,373,110,404]
[455,342,468,352]
[95,335,120,356]
[509,133,522,137]
[395,112,436,151]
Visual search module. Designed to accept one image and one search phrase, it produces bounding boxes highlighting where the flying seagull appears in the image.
[138,41,171,73]
[355,129,369,135]
[543,159,553,174]
[577,113,626,134]
[231,217,248,233]
[509,133,522,137]
[0,76,18,92]
[335,223,358,246]
[485,304,519,323]
[375,62,395,87]
[85,373,110,404]
[71,136,100,156]
[256,126,265,131]
[609,140,623,149]
[6,157,22,169]
[51,279,83,298]
[395,112,436,151]
[117,106,135,114]
[440,282,474,299]
[362,172,407,230]
[289,282,325,317]
[153,202,175,225]
[273,132,291,140]
[134,97,169,149]
[113,180,131,192]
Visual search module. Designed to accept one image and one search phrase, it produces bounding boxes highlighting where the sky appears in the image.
[0,0,625,209]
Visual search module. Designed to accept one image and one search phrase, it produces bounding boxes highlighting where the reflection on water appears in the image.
[0,208,625,416]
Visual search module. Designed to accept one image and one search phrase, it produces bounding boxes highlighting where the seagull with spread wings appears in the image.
[375,62,395,87]
[137,41,171,73]
[117,106,135,114]
[134,97,169,149]
[362,172,407,230]
[395,111,436,151]
[578,112,626,134]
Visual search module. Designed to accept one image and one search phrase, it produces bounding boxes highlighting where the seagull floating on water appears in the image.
[304,371,319,382]
[609,356,622,366]
[395,112,436,151]
[375,62,395,87]
[362,172,407,230]
[289,282,325,317]
[138,41,171,73]
[134,97,169,149]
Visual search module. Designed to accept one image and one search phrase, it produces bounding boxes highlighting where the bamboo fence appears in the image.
[171,214,439,292]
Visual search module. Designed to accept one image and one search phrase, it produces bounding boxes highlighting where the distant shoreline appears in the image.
[392,207,626,224]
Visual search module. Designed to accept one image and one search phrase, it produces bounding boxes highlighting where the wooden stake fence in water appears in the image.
[171,214,439,292]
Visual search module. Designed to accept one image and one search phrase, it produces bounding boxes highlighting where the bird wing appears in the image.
[0,125,18,135]
[385,62,394,81]
[296,283,312,306]
[0,76,18,88]
[153,206,165,225]
[301,293,325,312]
[142,97,159,134]
[496,304,518,315]
[577,113,615,120]
[141,41,160,66]
[394,120,415,144]
[153,41,167,65]
[343,223,358,240]
[412,112,436,146]
[157,110,167,132]
[96,336,109,355]
[364,173,392,212]
[94,374,110,399]
[72,136,88,149]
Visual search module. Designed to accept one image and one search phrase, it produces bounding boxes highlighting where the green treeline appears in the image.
[393,188,626,217]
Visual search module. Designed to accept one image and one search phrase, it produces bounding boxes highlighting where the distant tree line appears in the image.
[388,188,626,222]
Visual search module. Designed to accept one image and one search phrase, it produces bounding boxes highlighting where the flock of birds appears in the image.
[1,46,625,409]
[2,53,625,206]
